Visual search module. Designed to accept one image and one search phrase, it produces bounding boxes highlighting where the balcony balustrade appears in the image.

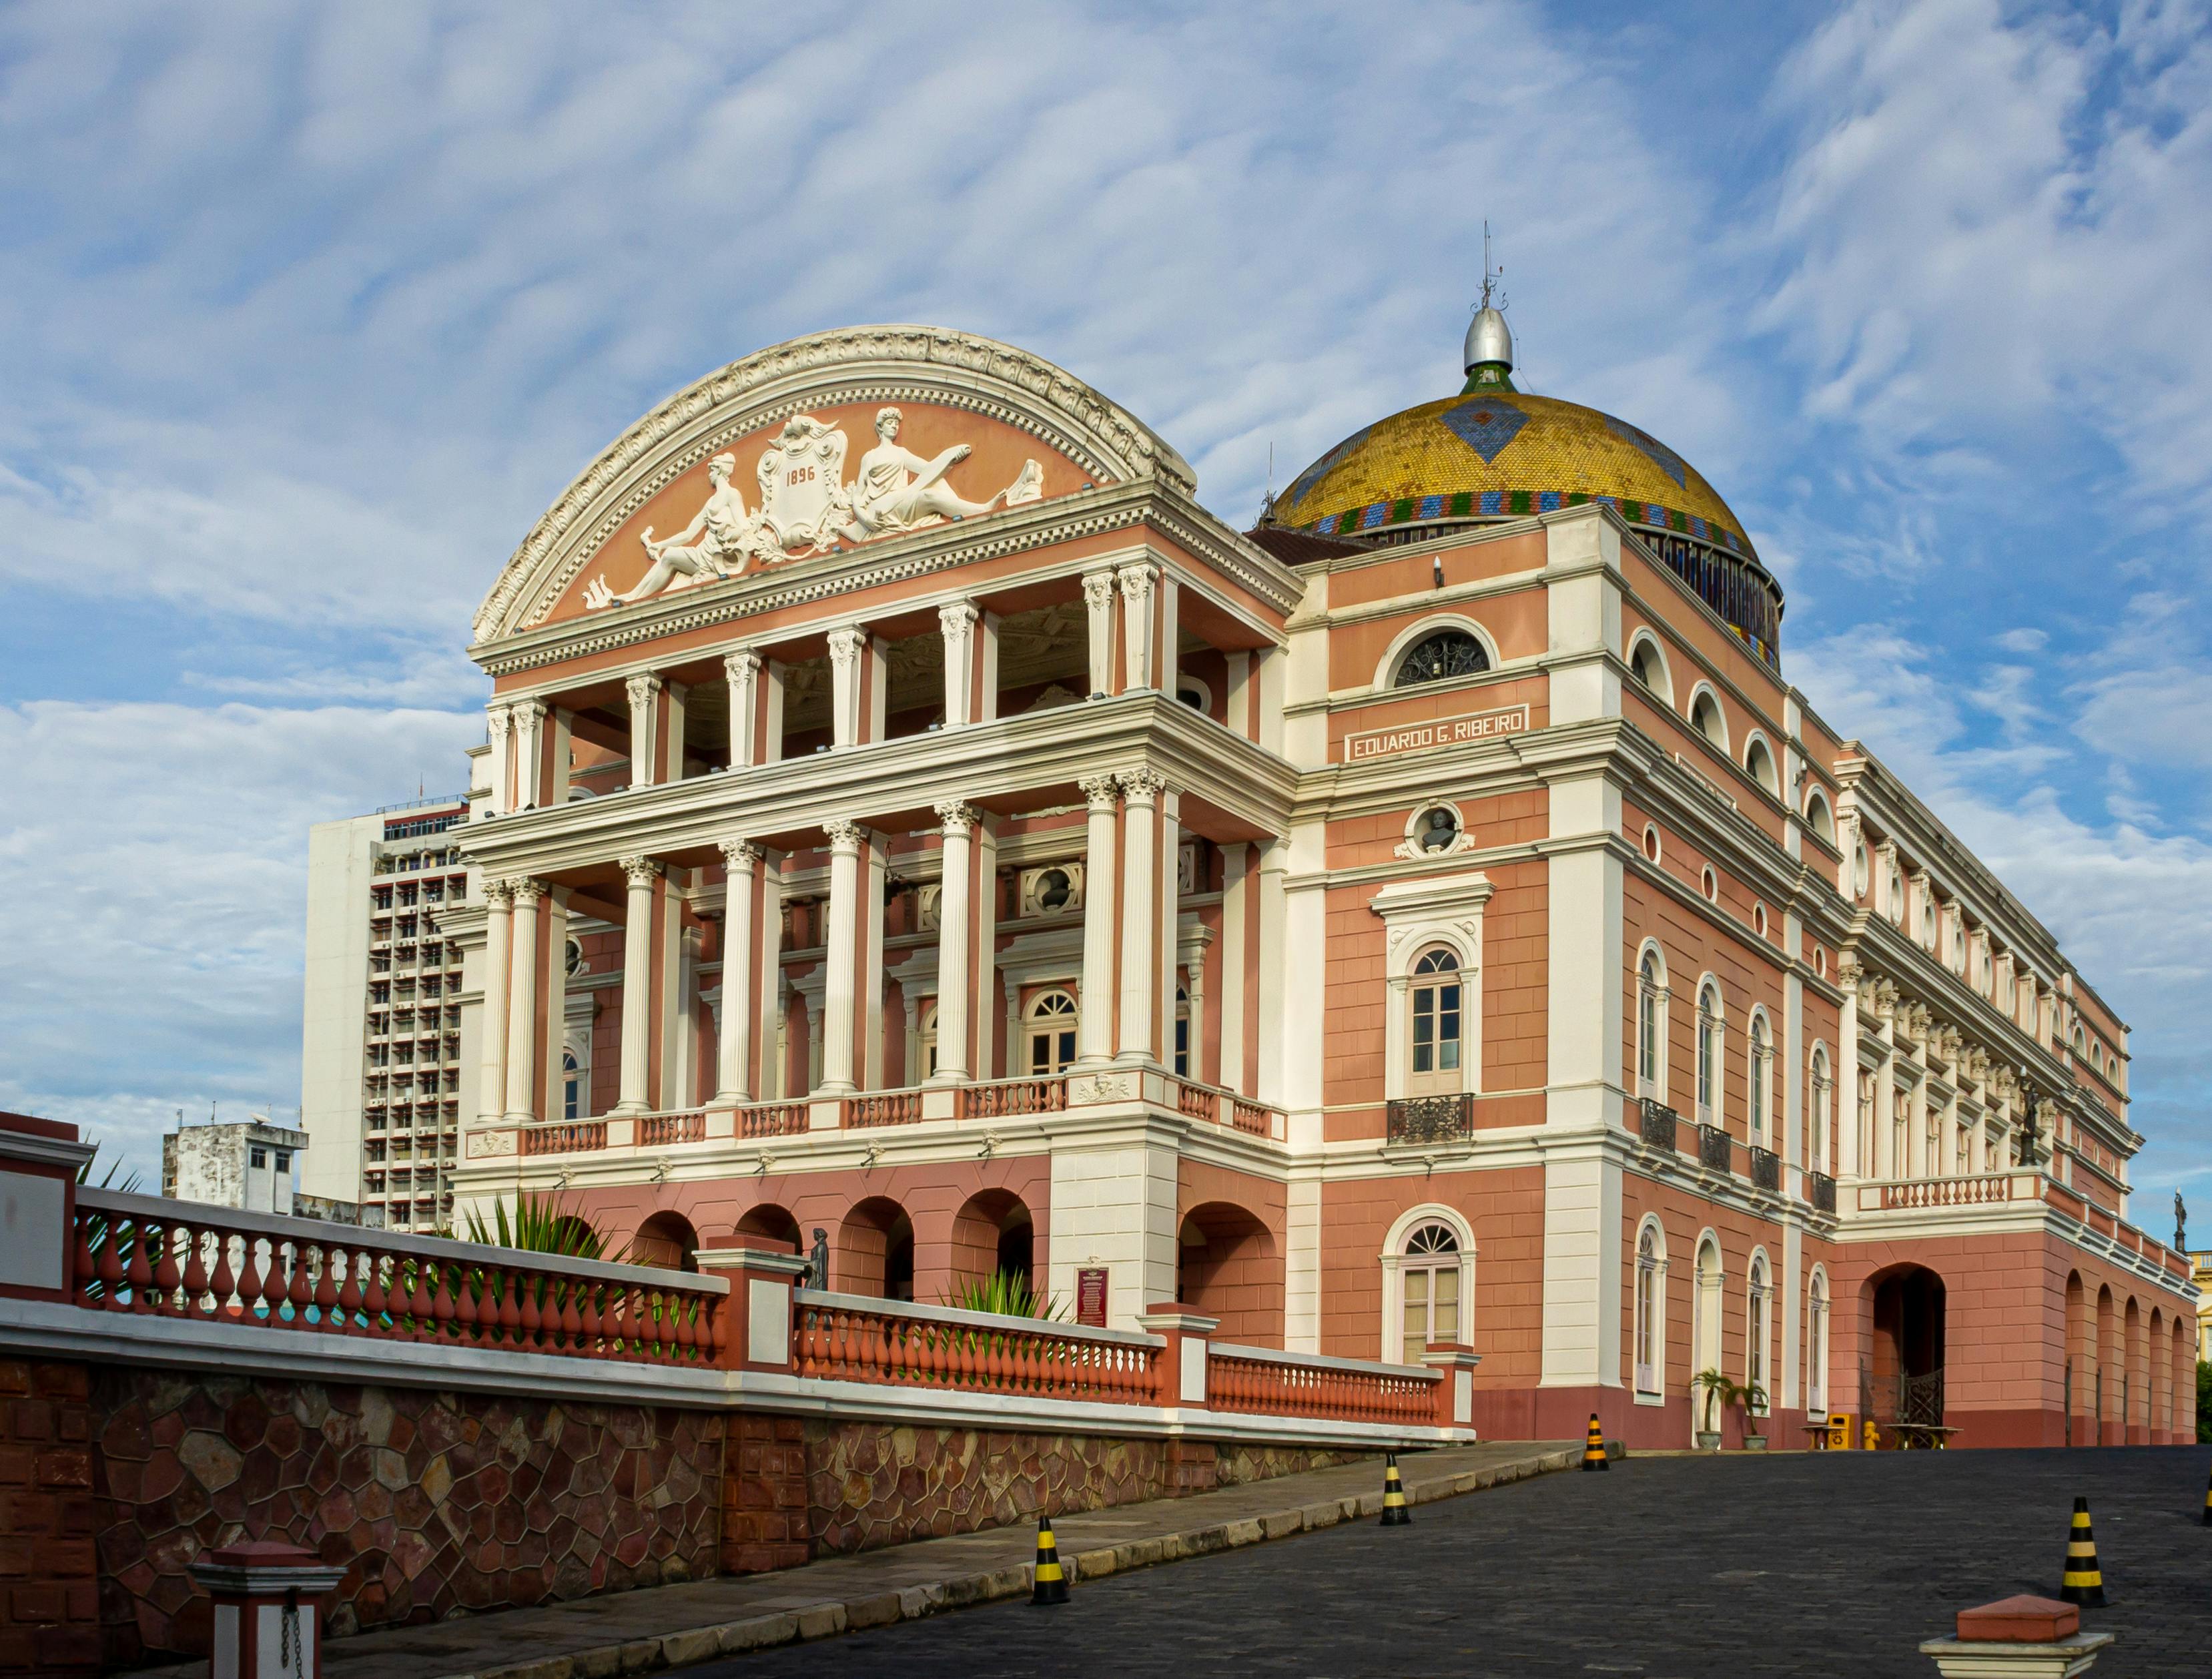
[1748,1145,1781,1193]
[1810,1170,1838,1214]
[1387,1094,1475,1146]
[1637,1098,1678,1151]
[1697,1123,1733,1173]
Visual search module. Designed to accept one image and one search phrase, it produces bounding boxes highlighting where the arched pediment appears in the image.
[472,324,1194,645]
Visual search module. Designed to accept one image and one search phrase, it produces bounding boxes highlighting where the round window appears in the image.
[1701,866,1718,903]
[1415,807,1461,853]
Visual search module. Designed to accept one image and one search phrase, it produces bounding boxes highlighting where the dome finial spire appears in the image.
[1462,220,1515,391]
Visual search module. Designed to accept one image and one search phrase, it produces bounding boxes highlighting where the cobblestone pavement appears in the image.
[699,1447,2212,1679]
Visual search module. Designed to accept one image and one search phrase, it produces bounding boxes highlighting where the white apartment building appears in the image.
[299,795,472,1231]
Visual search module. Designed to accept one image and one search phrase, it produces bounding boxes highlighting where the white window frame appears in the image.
[1372,872,1491,1100]
[1746,1008,1772,1142]
[1635,941,1670,1100]
[1806,1043,1832,1174]
[1690,1232,1725,1443]
[1695,978,1726,1126]
[1379,1204,1477,1364]
[1806,1267,1830,1416]
[1370,615,1503,693]
[1686,683,1730,752]
[1633,1216,1668,1402]
[1746,1249,1773,1417]
[1626,630,1674,703]
[1743,731,1780,799]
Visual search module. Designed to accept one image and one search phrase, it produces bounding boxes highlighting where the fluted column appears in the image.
[723,651,762,769]
[934,802,976,1080]
[1082,571,1116,697]
[1077,774,1119,1065]
[827,627,868,749]
[939,603,980,728]
[820,821,864,1093]
[476,880,514,1118]
[716,841,760,1103]
[484,707,514,815]
[503,880,544,1121]
[625,673,662,788]
[1118,564,1159,691]
[615,856,660,1114]
[1117,769,1165,1061]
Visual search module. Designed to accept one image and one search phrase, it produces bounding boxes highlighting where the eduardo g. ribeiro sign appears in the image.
[1341,702,1532,763]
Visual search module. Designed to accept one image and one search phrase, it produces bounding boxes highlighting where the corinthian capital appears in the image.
[486,705,514,741]
[1117,563,1158,601]
[934,799,980,835]
[723,649,762,685]
[619,854,662,889]
[1079,773,1121,811]
[482,878,515,909]
[824,819,867,853]
[624,673,663,710]
[938,601,981,637]
[719,838,763,870]
[509,878,547,908]
[1117,767,1168,802]
[827,625,869,667]
[1082,571,1117,610]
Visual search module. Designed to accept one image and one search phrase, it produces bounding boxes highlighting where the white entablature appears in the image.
[472,324,1196,645]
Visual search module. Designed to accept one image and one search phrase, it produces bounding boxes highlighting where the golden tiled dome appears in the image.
[1272,390,1757,562]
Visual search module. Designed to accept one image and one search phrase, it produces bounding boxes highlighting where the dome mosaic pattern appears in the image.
[1273,391,1756,561]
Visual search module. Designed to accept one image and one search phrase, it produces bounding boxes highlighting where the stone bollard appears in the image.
[1918,1595,2111,1677]
[188,1541,348,1679]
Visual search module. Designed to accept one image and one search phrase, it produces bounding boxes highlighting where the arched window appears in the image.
[1806,1271,1830,1415]
[1690,689,1727,749]
[917,1000,940,1079]
[1696,982,1724,1124]
[1636,947,1667,1098]
[1745,736,1778,797]
[1409,948,1463,1094]
[1747,1012,1770,1140]
[1628,635,1670,699]
[1692,1235,1724,1439]
[1399,1222,1463,1353]
[1806,791,1836,846]
[1888,866,1904,923]
[1174,984,1192,1078]
[562,1050,581,1122]
[1806,1045,1830,1172]
[1633,1221,1666,1395]
[1393,629,1489,687]
[1026,989,1078,1076]
[1746,1253,1771,1416]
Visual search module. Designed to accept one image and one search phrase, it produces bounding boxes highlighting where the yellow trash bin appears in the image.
[1826,1412,1852,1450]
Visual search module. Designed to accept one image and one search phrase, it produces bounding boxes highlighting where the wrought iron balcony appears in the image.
[1637,1098,1678,1152]
[1748,1145,1781,1193]
[1697,1123,1733,1173]
[1387,1094,1475,1146]
[1810,1171,1838,1215]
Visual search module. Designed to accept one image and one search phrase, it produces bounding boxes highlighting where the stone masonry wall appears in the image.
[87,1367,721,1671]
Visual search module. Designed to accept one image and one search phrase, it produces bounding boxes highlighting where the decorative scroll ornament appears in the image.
[583,403,1047,611]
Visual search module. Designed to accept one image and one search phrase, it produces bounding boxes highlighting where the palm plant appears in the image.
[941,1267,1067,1320]
[462,1190,618,1258]
[74,1142,145,1301]
[1692,1368,1768,1444]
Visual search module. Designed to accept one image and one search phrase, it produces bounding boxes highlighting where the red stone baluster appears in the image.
[334,1247,364,1334]
[232,1235,265,1325]
[577,1278,603,1357]
[149,1221,183,1313]
[123,1219,156,1313]
[313,1241,342,1332]
[558,1277,584,1355]
[261,1241,293,1327]
[178,1225,211,1319]
[406,1257,436,1341]
[496,1263,523,1345]
[288,1242,316,1327]
[429,1259,456,1343]
[516,1266,544,1351]
[359,1251,389,1336]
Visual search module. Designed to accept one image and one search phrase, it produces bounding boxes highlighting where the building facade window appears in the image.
[1806,1271,1830,1415]
[1392,629,1489,687]
[1399,1221,1463,1352]
[1409,947,1463,1093]
[1026,989,1078,1075]
[1748,1013,1770,1140]
[918,1002,940,1079]
[1636,946,1667,1098]
[1633,1221,1666,1396]
[563,1050,581,1121]
[1746,1253,1771,1415]
[1696,982,1724,1124]
[1174,984,1191,1078]
[1807,1045,1831,1172]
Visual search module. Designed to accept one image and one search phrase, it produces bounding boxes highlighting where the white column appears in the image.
[1874,1045,1896,1177]
[1156,573,1180,702]
[758,856,785,1098]
[974,817,1000,1075]
[476,880,513,1118]
[1218,842,1249,1093]
[1117,769,1164,1061]
[503,880,544,1121]
[762,660,787,764]
[1255,840,1288,1104]
[821,821,863,1093]
[1118,563,1159,691]
[939,603,979,728]
[1077,773,1120,1065]
[934,802,976,1080]
[511,702,546,811]
[827,626,867,749]
[863,837,887,1088]
[724,651,761,769]
[625,674,662,789]
[615,856,659,1114]
[538,889,569,1121]
[1224,652,1253,741]
[716,841,759,1103]
[1158,800,1180,1069]
[1082,571,1117,697]
[484,706,514,816]
[544,708,573,805]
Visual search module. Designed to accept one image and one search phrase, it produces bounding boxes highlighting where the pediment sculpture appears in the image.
[584,406,1044,611]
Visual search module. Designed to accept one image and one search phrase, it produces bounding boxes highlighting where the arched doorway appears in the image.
[950,1189,1035,1299]
[840,1197,914,1301]
[1175,1201,1281,1344]
[631,1211,700,1273]
[735,1203,803,1254]
[1868,1264,1946,1431]
[1690,1236,1723,1444]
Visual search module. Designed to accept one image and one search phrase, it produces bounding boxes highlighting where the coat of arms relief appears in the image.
[583,406,1046,610]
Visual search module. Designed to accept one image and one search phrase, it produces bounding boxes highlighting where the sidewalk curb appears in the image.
[444,1445,1580,1679]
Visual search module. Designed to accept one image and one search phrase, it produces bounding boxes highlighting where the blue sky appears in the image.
[3,0,2208,1225]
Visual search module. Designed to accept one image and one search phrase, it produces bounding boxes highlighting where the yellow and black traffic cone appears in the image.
[1030,1510,1068,1605]
[2201,1459,2211,1527]
[2059,1495,2106,1606]
[1581,1412,1609,1471]
[1379,1451,1411,1526]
